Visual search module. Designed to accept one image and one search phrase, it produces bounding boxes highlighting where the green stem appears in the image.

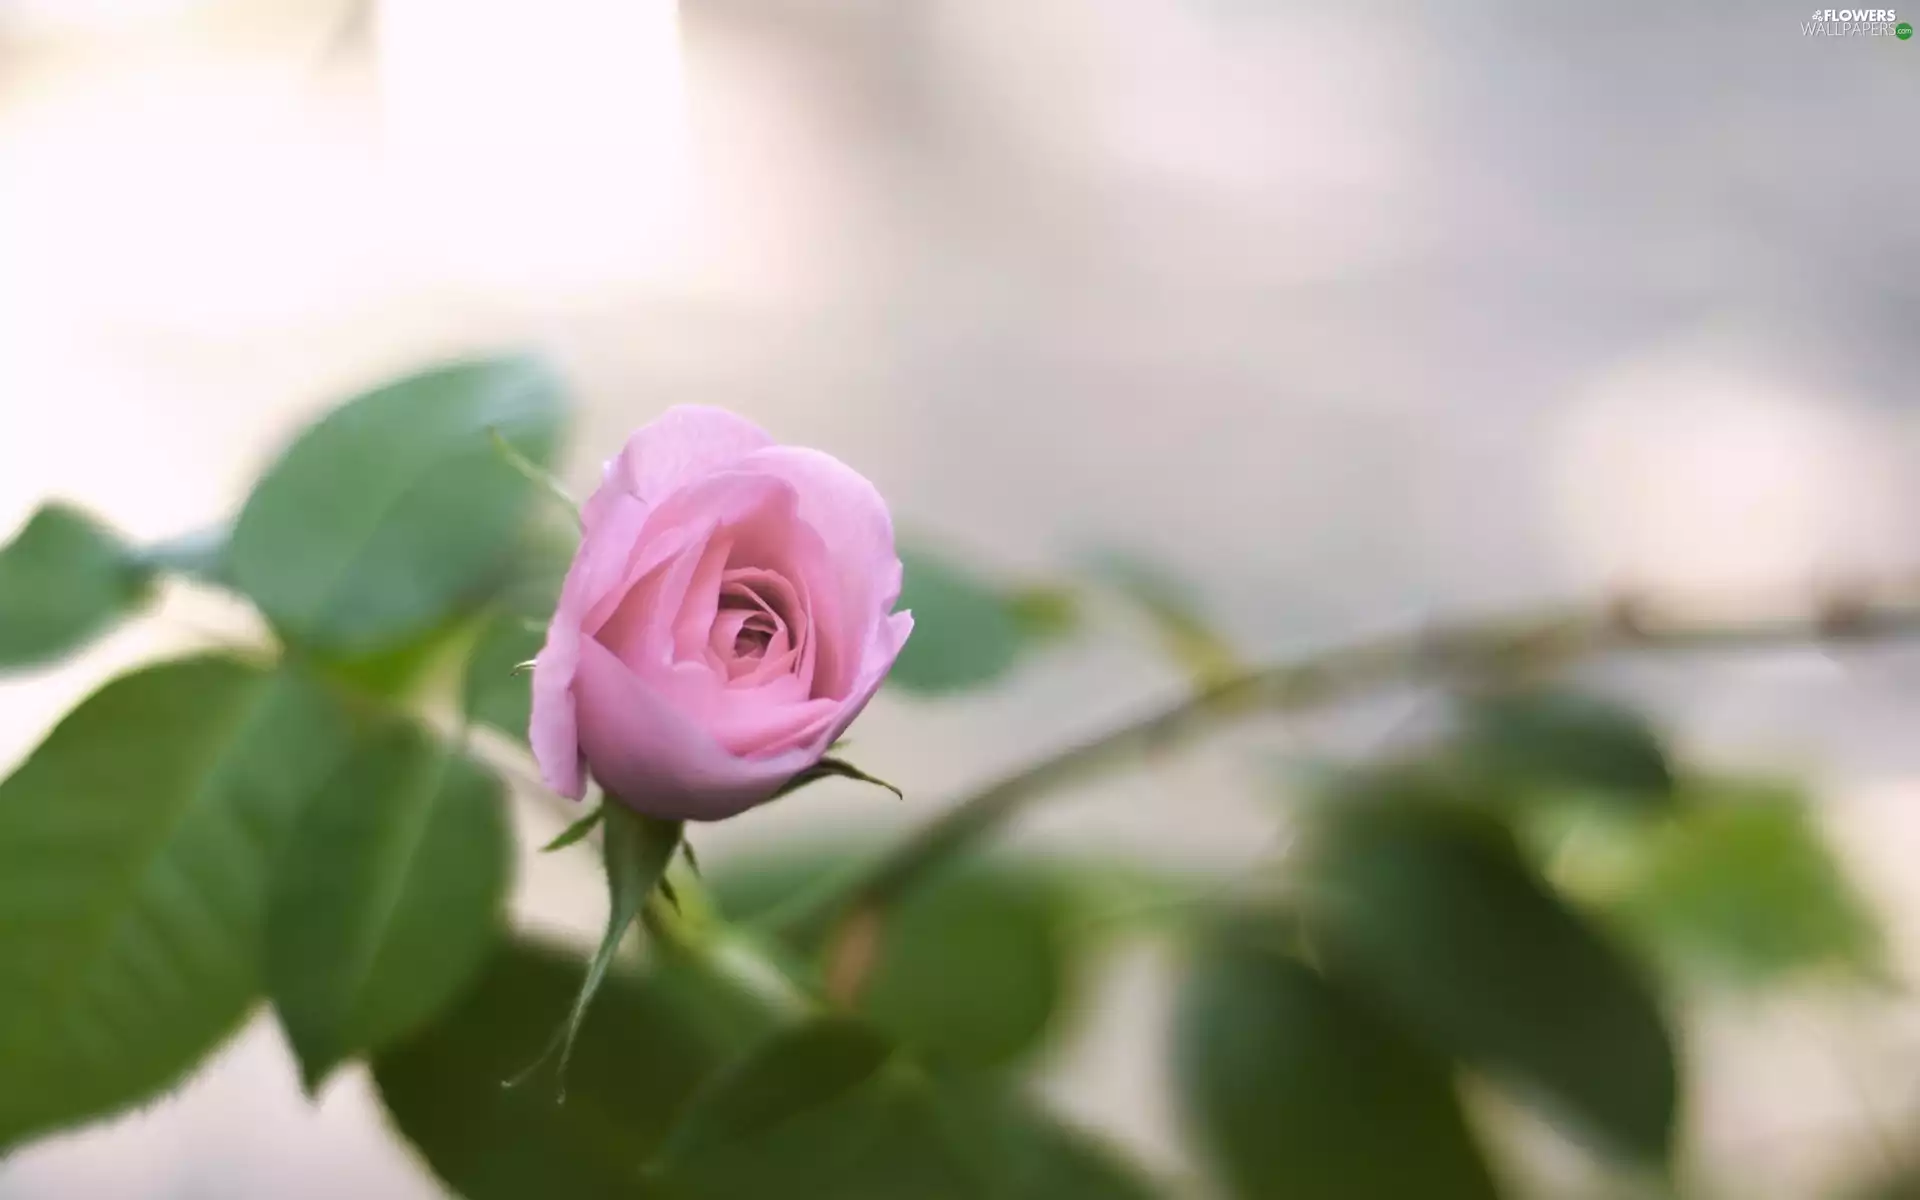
[796,582,1920,950]
[489,428,580,525]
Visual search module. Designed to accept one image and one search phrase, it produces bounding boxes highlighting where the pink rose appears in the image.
[530,407,913,820]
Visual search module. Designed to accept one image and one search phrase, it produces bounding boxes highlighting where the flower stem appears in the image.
[802,578,1920,989]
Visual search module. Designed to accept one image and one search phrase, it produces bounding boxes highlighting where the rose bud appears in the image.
[530,407,913,820]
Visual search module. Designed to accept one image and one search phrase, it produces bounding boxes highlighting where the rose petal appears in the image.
[669,533,733,666]
[736,444,902,614]
[532,491,666,800]
[572,637,819,820]
[605,406,774,507]
[597,533,717,674]
[823,609,915,747]
[583,473,793,635]
[734,445,900,694]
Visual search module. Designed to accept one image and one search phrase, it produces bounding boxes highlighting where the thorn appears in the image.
[501,1026,566,1094]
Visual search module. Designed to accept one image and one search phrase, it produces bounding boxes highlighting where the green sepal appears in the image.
[511,804,681,1094]
[540,804,606,854]
[776,757,904,802]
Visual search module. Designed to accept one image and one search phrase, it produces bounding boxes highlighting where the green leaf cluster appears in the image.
[1168,686,1886,1198]
[0,358,557,1146]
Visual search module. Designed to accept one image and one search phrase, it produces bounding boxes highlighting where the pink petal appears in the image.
[572,637,819,820]
[736,444,902,613]
[735,445,901,694]
[596,534,715,674]
[605,406,775,507]
[824,609,915,747]
[582,473,793,635]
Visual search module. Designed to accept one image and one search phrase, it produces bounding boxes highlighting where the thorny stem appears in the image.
[804,578,1920,997]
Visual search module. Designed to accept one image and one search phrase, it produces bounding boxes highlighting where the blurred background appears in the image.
[3,1,1920,1196]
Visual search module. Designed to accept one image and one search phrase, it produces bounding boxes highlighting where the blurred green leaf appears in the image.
[653,1072,983,1200]
[889,544,1028,693]
[1460,689,1674,812]
[464,607,542,739]
[228,356,568,654]
[266,722,512,1090]
[1303,800,1678,1167]
[321,611,485,703]
[461,525,571,744]
[0,503,151,672]
[707,843,869,933]
[858,866,1070,1071]
[711,849,1074,1071]
[652,1016,893,1176]
[1608,780,1883,987]
[1173,929,1500,1200]
[0,658,354,1148]
[1080,546,1238,686]
[1004,584,1083,642]
[1842,1166,1920,1199]
[934,1079,1162,1200]
[374,937,736,1200]
[668,1072,1157,1200]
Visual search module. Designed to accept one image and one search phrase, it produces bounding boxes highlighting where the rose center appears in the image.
[732,611,777,660]
[711,578,800,682]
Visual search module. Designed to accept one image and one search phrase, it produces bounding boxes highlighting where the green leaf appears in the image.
[319,611,486,703]
[0,503,151,672]
[859,866,1069,1069]
[0,658,354,1147]
[464,607,543,740]
[1172,930,1499,1200]
[460,527,571,744]
[266,722,512,1090]
[521,804,681,1089]
[651,1017,893,1176]
[1608,780,1883,987]
[653,1073,984,1200]
[1841,1166,1920,1200]
[707,844,872,939]
[1303,800,1678,1167]
[1460,688,1674,811]
[667,1069,1157,1200]
[933,1079,1162,1200]
[1003,585,1082,643]
[712,849,1075,1070]
[375,937,737,1200]
[888,544,1027,694]
[228,356,569,654]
